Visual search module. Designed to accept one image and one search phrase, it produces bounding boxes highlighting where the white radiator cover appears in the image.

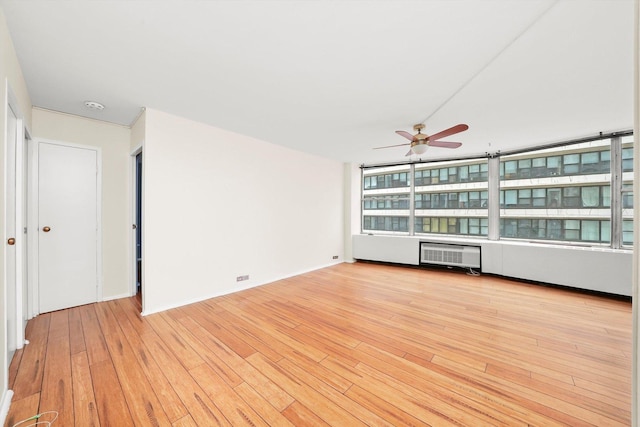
[351,234,632,296]
[420,243,480,269]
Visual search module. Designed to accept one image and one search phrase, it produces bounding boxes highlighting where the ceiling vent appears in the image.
[84,101,105,110]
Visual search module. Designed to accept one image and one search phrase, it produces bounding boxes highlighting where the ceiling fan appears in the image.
[375,123,468,156]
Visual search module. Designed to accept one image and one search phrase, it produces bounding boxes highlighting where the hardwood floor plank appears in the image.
[68,306,87,355]
[94,301,121,337]
[233,382,296,427]
[141,333,231,426]
[217,300,329,362]
[71,352,100,427]
[79,305,110,366]
[171,415,199,427]
[145,314,206,371]
[354,340,576,426]
[344,385,431,427]
[101,331,171,426]
[158,311,243,388]
[90,360,135,426]
[8,347,24,390]
[108,299,189,423]
[6,262,632,426]
[11,313,50,400]
[276,356,394,426]
[113,297,156,336]
[4,393,40,427]
[278,350,353,394]
[189,364,270,427]
[324,354,523,426]
[39,311,73,426]
[281,401,332,427]
[191,304,265,359]
[247,352,368,426]
[175,315,295,411]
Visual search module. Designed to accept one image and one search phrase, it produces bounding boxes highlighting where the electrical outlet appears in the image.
[236,275,249,282]
[332,255,339,260]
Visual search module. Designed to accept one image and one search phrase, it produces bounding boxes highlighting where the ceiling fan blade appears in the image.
[405,149,414,157]
[395,130,416,141]
[373,142,411,150]
[429,140,462,149]
[428,124,469,141]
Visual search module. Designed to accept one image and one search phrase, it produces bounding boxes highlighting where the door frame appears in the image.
[29,138,103,316]
[130,144,143,311]
[5,85,28,356]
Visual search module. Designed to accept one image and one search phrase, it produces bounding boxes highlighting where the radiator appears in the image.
[420,243,481,269]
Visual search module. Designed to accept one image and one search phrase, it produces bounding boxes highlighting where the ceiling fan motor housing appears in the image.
[413,124,429,143]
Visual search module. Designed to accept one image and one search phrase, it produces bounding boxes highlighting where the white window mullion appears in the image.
[611,136,623,248]
[409,164,415,236]
[487,155,501,240]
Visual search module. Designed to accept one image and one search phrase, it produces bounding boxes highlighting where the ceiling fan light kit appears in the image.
[411,143,429,155]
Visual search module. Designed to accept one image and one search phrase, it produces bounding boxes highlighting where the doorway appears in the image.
[135,151,142,297]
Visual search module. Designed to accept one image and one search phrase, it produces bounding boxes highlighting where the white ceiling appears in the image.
[0,0,634,164]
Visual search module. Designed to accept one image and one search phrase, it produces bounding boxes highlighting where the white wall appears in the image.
[31,109,131,300]
[0,4,32,418]
[142,108,344,314]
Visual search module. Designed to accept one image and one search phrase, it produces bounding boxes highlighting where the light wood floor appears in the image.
[5,262,632,426]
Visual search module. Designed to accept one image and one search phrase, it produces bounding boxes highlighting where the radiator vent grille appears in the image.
[420,243,481,269]
[423,249,462,265]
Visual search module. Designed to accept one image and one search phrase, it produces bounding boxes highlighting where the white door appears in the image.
[38,142,99,313]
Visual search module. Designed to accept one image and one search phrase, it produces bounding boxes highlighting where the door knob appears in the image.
[7,238,15,245]
[42,226,51,232]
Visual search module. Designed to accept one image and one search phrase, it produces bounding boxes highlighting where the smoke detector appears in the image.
[84,101,105,110]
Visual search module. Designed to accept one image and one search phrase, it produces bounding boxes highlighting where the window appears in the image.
[580,152,600,173]
[459,166,469,182]
[623,220,633,245]
[415,217,487,236]
[499,185,610,209]
[500,218,611,243]
[363,194,410,210]
[532,188,546,207]
[363,133,632,247]
[623,147,633,172]
[563,154,580,174]
[547,189,561,208]
[412,161,488,237]
[499,138,620,244]
[501,147,611,181]
[362,165,411,234]
[363,171,409,190]
[546,156,561,176]
[581,187,600,207]
[363,216,409,232]
[415,191,487,210]
[517,159,531,178]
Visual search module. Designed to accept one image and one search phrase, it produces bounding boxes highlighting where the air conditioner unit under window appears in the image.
[420,242,481,269]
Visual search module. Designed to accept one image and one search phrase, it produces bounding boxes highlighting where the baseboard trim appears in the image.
[101,292,131,302]
[0,389,14,425]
